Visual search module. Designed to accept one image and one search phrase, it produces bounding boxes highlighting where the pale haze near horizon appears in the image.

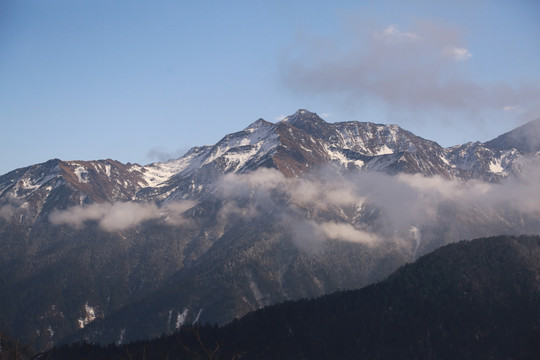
[1,0,539,176]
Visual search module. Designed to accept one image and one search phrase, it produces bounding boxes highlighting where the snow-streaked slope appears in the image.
[141,146,213,187]
[201,119,279,170]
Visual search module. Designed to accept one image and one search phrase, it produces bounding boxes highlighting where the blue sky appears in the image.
[1,0,539,175]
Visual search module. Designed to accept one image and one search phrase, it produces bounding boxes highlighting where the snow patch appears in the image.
[73,165,89,183]
[325,147,348,165]
[326,147,365,169]
[312,276,323,290]
[47,325,54,338]
[440,155,450,166]
[20,178,39,190]
[249,278,264,305]
[17,170,61,192]
[198,125,279,171]
[167,309,173,330]
[222,145,261,172]
[204,124,278,166]
[175,308,188,329]
[77,303,97,329]
[489,159,504,173]
[194,308,203,324]
[143,147,211,187]
[246,272,265,306]
[409,226,422,258]
[299,144,313,153]
[116,328,126,345]
[375,145,394,155]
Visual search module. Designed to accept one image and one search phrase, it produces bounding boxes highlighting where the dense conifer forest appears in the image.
[29,235,540,360]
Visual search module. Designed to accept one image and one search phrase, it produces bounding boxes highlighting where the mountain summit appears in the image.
[485,118,540,154]
[1,110,533,221]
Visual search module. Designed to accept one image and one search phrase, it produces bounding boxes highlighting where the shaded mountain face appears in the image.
[485,118,540,154]
[43,235,540,360]
[1,110,540,350]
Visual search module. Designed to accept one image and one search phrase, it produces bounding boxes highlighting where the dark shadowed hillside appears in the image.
[42,235,540,360]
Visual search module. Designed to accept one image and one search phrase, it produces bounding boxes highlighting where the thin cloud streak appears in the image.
[442,45,472,61]
[49,200,197,231]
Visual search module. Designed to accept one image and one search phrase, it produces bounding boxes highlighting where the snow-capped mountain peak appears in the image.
[244,118,274,133]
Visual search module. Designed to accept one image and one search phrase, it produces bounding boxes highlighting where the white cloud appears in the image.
[377,24,419,41]
[442,45,472,61]
[318,221,379,245]
[99,202,159,232]
[217,201,259,225]
[503,105,521,112]
[49,200,196,231]
[161,200,198,225]
[0,205,14,221]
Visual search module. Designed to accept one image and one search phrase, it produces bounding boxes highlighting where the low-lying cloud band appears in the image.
[49,200,197,231]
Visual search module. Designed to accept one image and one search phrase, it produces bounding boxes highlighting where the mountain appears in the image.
[485,117,540,154]
[41,235,540,360]
[0,158,145,224]
[1,110,539,351]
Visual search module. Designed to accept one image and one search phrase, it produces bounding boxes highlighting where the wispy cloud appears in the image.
[503,105,521,112]
[213,164,540,252]
[147,147,189,163]
[49,200,197,231]
[280,18,540,121]
[442,45,472,61]
[376,24,419,42]
[0,204,14,221]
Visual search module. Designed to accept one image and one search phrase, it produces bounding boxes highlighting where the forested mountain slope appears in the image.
[42,235,540,360]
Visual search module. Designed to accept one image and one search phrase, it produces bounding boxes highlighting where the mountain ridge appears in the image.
[485,117,540,154]
[2,110,536,220]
